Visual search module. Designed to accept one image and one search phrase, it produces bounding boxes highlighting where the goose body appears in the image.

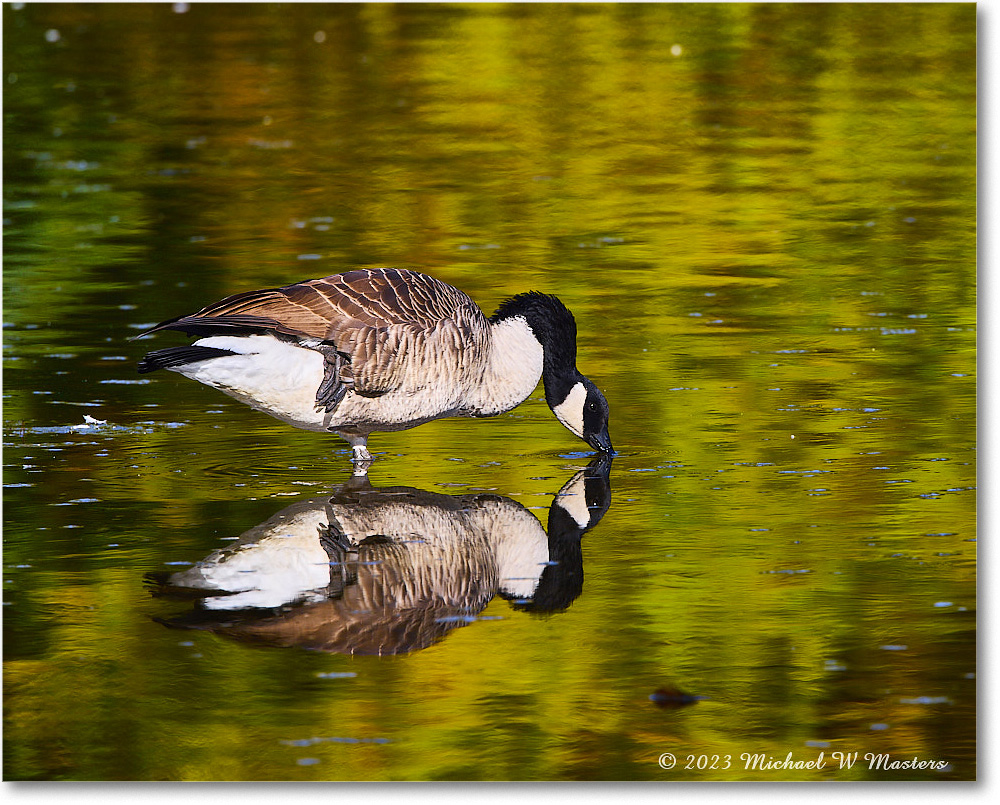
[137,268,612,461]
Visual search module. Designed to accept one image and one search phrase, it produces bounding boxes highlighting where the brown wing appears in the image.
[139,268,488,396]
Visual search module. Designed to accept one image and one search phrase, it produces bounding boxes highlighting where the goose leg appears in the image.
[351,448,373,477]
[339,432,373,468]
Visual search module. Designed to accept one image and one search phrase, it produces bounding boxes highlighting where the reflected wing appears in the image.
[139,268,488,396]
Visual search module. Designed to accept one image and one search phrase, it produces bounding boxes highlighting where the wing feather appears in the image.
[138,268,488,397]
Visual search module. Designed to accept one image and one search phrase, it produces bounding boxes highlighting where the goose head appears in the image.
[550,374,613,454]
[491,290,614,455]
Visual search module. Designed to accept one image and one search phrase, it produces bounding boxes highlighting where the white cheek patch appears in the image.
[552,381,587,438]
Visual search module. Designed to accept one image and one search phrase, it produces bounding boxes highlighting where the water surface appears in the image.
[3,2,976,781]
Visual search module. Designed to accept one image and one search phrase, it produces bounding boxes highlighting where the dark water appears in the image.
[3,2,975,781]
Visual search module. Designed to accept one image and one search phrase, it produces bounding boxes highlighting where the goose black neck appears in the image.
[490,292,582,405]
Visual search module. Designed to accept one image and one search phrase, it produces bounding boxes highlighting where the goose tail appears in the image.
[138,345,238,374]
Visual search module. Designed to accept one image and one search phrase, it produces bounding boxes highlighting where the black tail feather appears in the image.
[138,345,238,374]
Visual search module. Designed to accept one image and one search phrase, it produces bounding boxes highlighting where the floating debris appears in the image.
[71,414,107,429]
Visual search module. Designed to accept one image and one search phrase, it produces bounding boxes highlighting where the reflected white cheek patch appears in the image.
[553,470,591,528]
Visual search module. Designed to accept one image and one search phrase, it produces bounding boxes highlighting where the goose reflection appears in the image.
[149,455,612,655]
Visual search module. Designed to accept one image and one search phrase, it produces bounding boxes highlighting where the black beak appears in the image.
[586,427,615,455]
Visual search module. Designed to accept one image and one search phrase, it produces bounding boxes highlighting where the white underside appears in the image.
[167,508,335,610]
[168,492,552,610]
[169,325,544,449]
[175,335,330,430]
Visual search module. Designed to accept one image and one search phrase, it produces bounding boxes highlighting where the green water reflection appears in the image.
[4,2,975,781]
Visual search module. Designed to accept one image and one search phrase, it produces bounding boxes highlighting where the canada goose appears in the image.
[148,455,613,654]
[135,268,613,462]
